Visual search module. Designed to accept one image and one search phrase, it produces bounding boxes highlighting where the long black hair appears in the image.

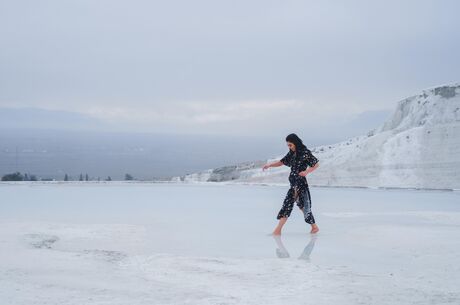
[286,133,310,159]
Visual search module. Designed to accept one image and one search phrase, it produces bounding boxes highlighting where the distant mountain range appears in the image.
[0,107,108,131]
[0,104,391,181]
[172,83,460,190]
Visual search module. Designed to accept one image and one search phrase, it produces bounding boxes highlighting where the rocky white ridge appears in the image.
[172,83,460,190]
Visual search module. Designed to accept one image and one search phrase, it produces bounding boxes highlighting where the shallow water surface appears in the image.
[1,182,459,304]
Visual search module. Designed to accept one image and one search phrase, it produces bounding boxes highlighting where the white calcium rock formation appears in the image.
[173,83,460,190]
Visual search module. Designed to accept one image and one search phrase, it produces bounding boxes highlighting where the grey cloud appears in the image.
[0,0,459,136]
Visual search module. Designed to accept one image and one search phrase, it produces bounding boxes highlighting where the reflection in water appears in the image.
[272,235,317,261]
[298,235,317,261]
[273,235,291,258]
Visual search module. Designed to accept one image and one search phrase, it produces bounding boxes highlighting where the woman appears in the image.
[262,133,320,235]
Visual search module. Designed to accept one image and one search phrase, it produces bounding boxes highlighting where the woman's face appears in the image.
[287,141,295,151]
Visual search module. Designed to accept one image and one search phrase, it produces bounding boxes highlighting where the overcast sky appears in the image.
[1,0,459,138]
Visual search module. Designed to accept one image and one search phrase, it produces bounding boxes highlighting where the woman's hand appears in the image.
[298,170,308,177]
[262,163,271,171]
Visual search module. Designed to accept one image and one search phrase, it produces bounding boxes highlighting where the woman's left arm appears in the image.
[299,162,319,176]
[299,150,320,177]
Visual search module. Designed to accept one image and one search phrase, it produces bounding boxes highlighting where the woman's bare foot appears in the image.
[310,224,319,234]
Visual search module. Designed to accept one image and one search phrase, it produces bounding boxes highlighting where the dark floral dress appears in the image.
[277,148,319,224]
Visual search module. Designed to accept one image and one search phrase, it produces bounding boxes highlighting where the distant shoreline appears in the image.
[0,180,457,192]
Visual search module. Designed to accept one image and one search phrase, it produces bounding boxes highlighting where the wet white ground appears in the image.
[1,182,459,304]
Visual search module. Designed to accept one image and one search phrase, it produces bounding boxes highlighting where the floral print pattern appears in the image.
[277,148,318,224]
[280,148,318,187]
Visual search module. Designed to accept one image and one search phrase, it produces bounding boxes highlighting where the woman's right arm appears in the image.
[262,160,283,171]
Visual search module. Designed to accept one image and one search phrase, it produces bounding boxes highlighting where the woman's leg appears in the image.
[298,186,319,233]
[272,217,287,235]
[273,187,296,235]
